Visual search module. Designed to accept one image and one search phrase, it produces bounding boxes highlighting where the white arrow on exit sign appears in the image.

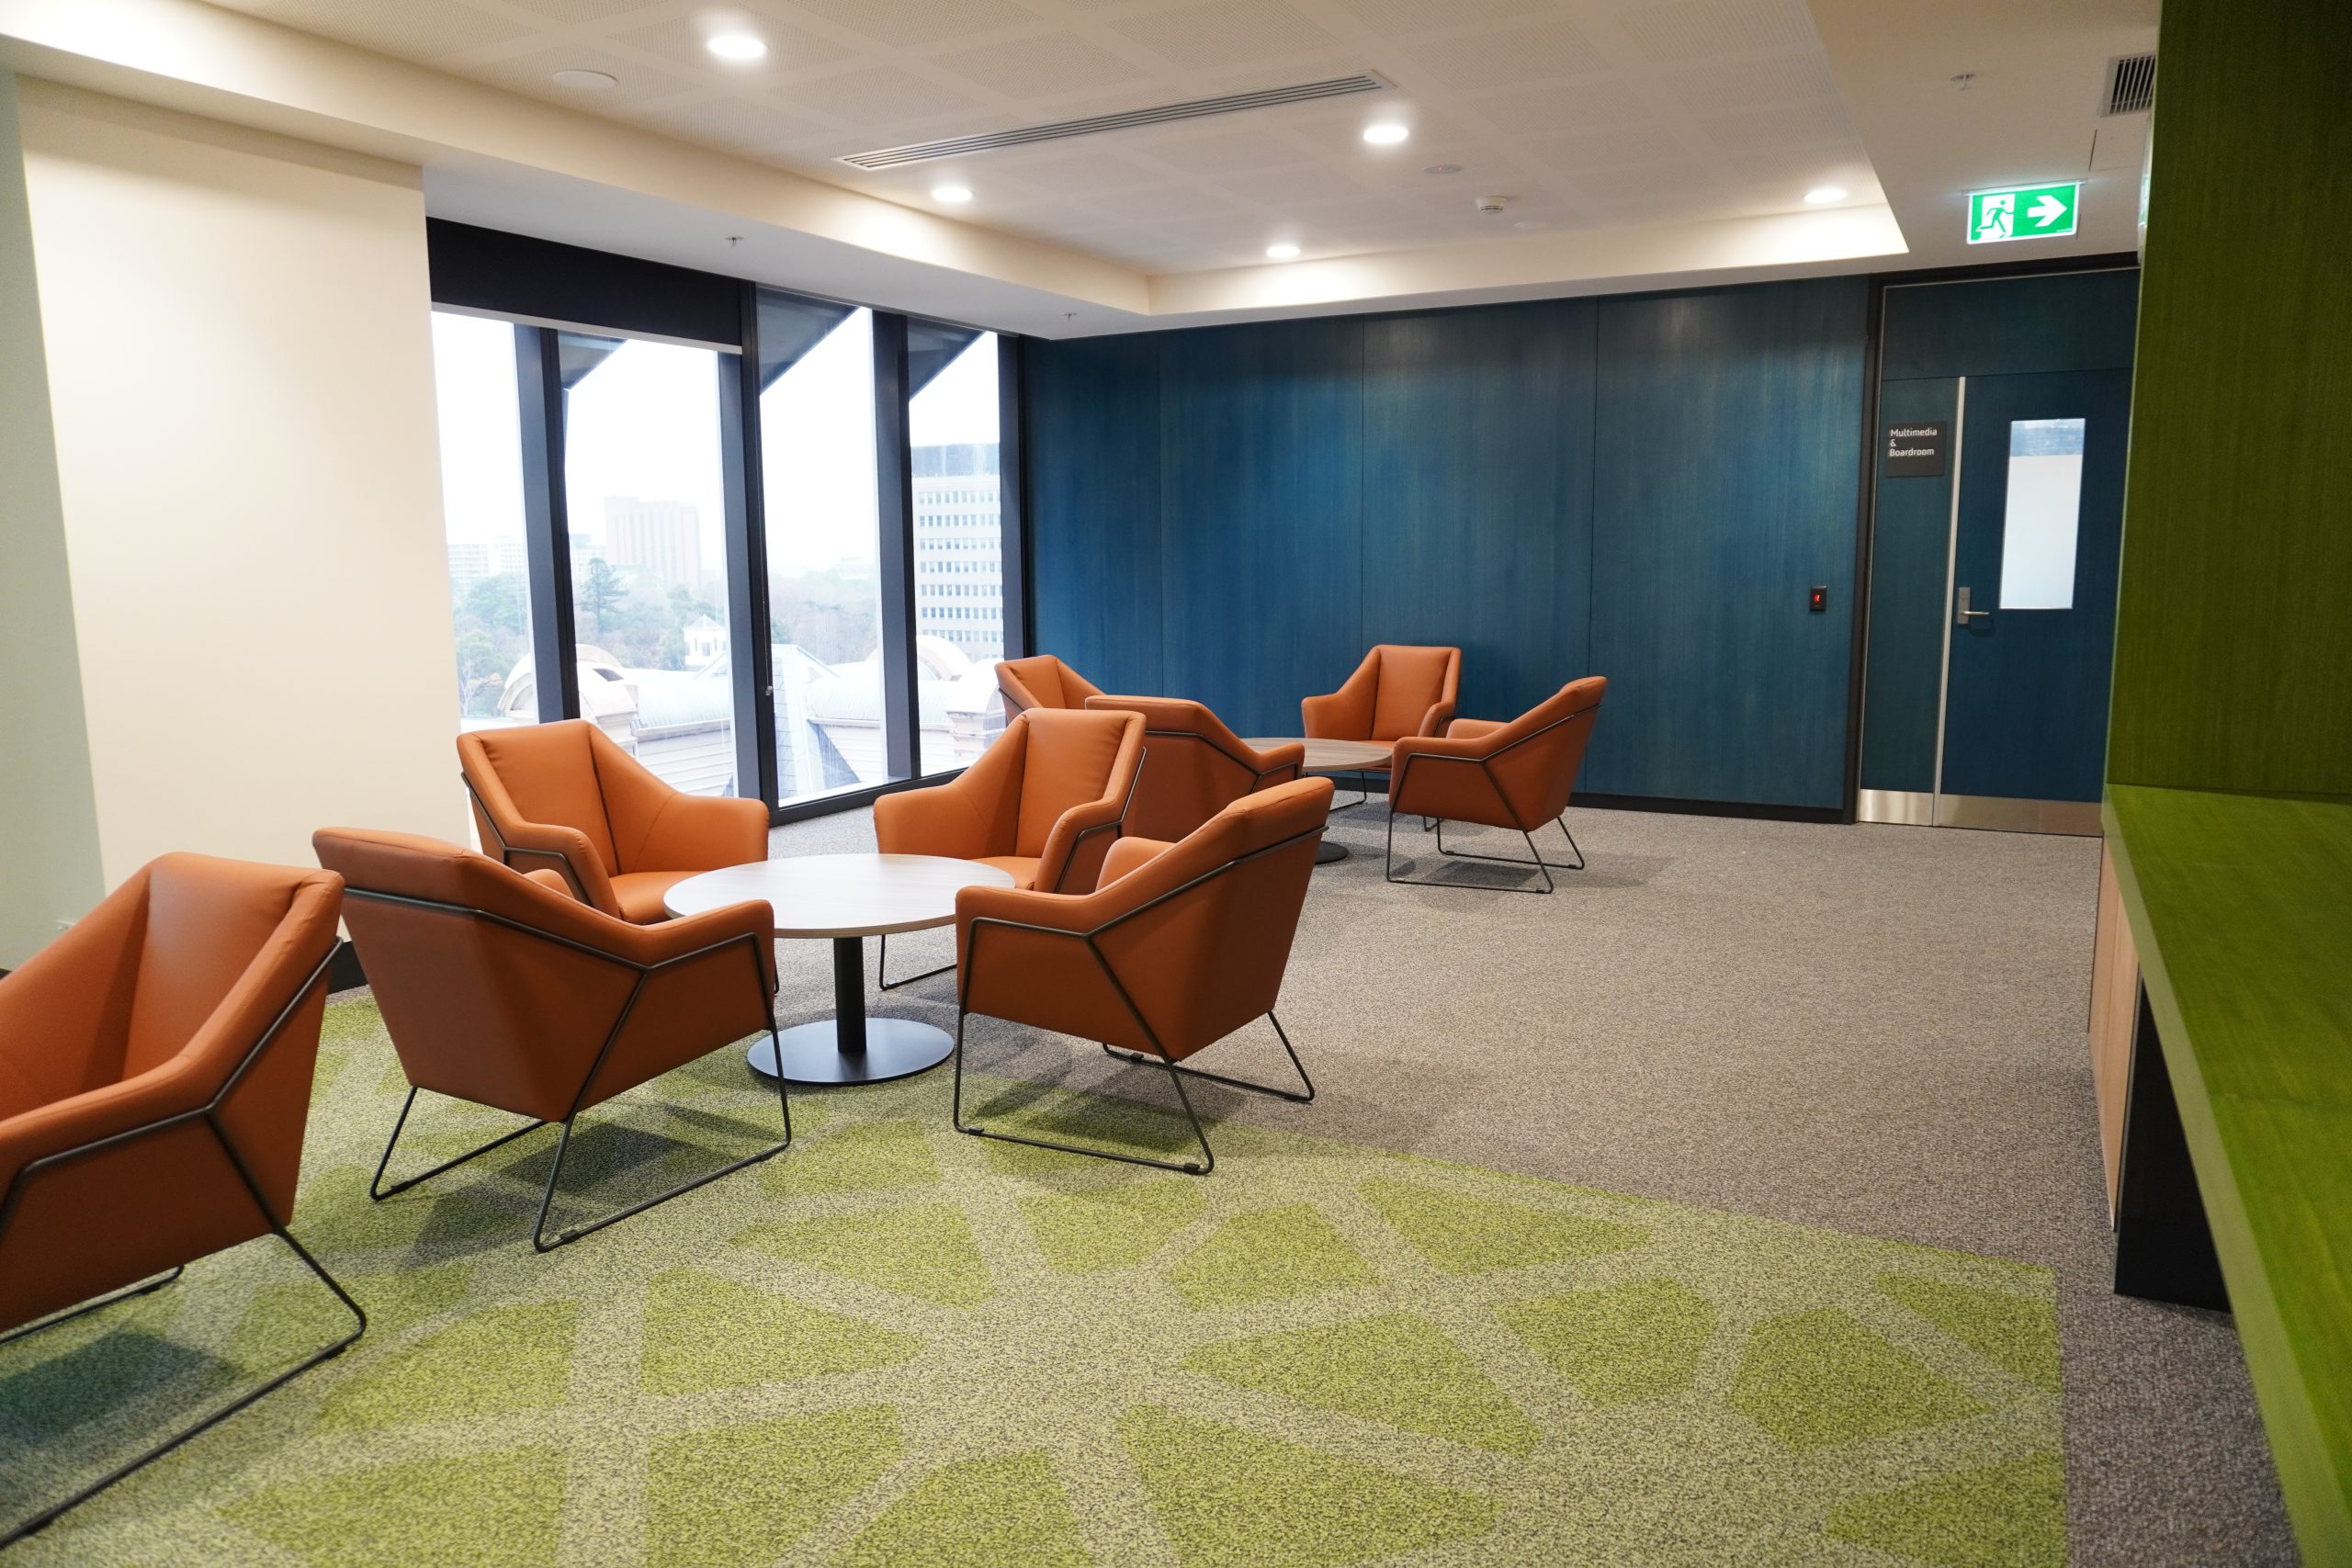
[2028,192,2069,229]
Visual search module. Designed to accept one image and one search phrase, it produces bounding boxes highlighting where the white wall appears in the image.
[0,69,104,967]
[17,81,462,890]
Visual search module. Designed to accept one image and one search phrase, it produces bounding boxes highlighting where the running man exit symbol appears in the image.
[1969,183,2078,243]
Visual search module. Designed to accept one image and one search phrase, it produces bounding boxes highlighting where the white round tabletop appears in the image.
[663,854,1017,939]
[1244,736,1393,771]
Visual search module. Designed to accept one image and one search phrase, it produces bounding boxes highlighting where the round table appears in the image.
[1243,738,1393,863]
[664,854,1016,1085]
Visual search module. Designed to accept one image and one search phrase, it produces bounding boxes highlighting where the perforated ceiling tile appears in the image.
[1105,0,1341,73]
[1212,167,1381,208]
[779,64,988,128]
[1398,17,1611,92]
[1696,97,1857,153]
[589,12,858,75]
[248,0,538,61]
[786,0,1045,50]
[1653,49,1840,116]
[1133,127,1322,177]
[1521,120,1691,173]
[972,148,1176,194]
[924,33,1158,101]
[1568,158,1721,201]
[461,43,705,108]
[499,0,668,24]
[1080,183,1246,220]
[633,95,840,157]
[1328,0,1556,39]
[1459,73,1656,136]
[1612,0,1818,66]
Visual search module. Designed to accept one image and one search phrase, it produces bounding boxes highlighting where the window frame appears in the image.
[426,223,1028,825]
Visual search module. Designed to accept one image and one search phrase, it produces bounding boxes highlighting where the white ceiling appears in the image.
[211,0,1886,275]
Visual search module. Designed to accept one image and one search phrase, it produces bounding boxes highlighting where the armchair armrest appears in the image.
[1419,699,1459,738]
[1249,741,1306,785]
[489,818,619,917]
[1445,717,1505,741]
[635,793,770,874]
[874,772,994,862]
[1303,651,1379,739]
[1035,788,1131,895]
[624,898,779,993]
[1100,837,1175,886]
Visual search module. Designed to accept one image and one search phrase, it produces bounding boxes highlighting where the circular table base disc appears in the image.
[748,1018,954,1085]
[1316,840,1350,864]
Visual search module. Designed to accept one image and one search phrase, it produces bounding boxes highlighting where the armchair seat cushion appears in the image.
[978,854,1041,890]
[613,870,697,925]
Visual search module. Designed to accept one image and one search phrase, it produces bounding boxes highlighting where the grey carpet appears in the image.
[773,797,2298,1568]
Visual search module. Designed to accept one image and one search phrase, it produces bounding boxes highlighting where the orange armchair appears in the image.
[313,829,788,1252]
[0,854,355,1544]
[872,708,1144,989]
[1303,645,1461,804]
[997,654,1103,716]
[948,776,1334,1174]
[458,719,769,924]
[1384,676,1607,894]
[1083,694,1305,841]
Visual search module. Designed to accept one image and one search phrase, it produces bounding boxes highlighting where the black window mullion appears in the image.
[998,333,1029,660]
[721,281,778,810]
[873,312,919,783]
[514,323,578,723]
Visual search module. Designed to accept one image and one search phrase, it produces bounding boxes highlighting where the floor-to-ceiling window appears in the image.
[756,293,889,806]
[422,220,1023,823]
[907,323,1008,776]
[556,332,739,796]
[429,310,534,733]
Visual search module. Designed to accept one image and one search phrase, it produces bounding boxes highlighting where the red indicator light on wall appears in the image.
[1808,586,1827,614]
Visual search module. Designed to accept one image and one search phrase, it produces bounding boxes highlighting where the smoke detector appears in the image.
[1475,194,1513,214]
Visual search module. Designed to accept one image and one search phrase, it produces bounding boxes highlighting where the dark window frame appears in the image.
[427,224,1027,825]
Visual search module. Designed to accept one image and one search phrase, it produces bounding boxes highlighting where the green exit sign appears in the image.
[1968,182,2079,243]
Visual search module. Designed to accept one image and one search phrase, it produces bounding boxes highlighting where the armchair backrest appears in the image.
[0,854,342,1332]
[1084,694,1302,841]
[1481,677,1607,824]
[959,777,1332,1062]
[998,655,1102,715]
[459,720,622,874]
[1370,645,1462,742]
[313,829,772,1124]
[1014,708,1144,859]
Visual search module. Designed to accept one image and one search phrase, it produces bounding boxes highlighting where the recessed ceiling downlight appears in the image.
[1804,186,1848,205]
[552,69,616,90]
[1363,122,1409,144]
[1266,243,1301,260]
[933,184,973,204]
[706,31,767,62]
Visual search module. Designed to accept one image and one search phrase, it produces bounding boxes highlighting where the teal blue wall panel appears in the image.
[1361,301,1597,725]
[1583,278,1869,807]
[1159,318,1365,737]
[1860,377,1957,793]
[1024,333,1163,700]
[1881,268,2139,381]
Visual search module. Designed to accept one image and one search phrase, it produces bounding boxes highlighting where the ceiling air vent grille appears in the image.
[839,73,1392,170]
[2103,53,2155,116]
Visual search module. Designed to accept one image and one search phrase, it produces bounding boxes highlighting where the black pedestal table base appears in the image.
[746,934,955,1085]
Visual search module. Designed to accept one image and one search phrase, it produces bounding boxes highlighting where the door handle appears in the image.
[1955,585,1991,626]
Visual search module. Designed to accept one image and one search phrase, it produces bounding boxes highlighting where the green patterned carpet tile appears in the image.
[0,998,2066,1566]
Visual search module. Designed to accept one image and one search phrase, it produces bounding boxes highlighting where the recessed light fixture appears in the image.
[705,31,767,62]
[552,68,616,90]
[933,184,973,204]
[1423,163,1463,176]
[1266,243,1301,260]
[1363,122,1409,145]
[1804,186,1848,205]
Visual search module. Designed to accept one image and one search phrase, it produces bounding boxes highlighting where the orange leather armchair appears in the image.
[997,654,1103,716]
[1303,645,1462,803]
[1384,676,1607,894]
[312,829,789,1251]
[1082,694,1305,841]
[948,776,1334,1174]
[872,708,1144,989]
[0,855,355,1544]
[458,719,770,924]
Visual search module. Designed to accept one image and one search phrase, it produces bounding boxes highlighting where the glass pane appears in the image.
[908,328,1007,776]
[430,311,535,735]
[558,333,740,795]
[1997,417,2086,610]
[757,295,891,806]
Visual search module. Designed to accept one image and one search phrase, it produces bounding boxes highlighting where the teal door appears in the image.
[1939,368,2133,813]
